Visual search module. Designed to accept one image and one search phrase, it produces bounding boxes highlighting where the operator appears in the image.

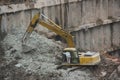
[63,52,71,63]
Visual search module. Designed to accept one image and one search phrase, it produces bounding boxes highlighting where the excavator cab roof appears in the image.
[63,48,76,52]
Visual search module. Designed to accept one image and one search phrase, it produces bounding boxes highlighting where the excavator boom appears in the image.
[22,13,75,48]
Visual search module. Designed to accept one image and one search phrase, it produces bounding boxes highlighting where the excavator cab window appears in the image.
[70,51,79,64]
[62,51,71,63]
[62,50,79,64]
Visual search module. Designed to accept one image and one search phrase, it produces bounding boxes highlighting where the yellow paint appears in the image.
[79,55,100,65]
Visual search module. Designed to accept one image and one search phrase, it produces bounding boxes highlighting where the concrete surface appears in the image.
[72,21,120,51]
[0,0,120,27]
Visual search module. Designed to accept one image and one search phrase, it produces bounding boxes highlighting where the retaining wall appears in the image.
[0,0,120,51]
[72,22,120,51]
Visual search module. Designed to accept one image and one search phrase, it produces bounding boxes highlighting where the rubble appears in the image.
[0,26,96,80]
[0,23,120,80]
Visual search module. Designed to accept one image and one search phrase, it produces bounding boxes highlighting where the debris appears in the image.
[108,70,117,80]
[15,63,22,67]
[1,26,120,80]
[100,71,107,77]
[0,26,96,80]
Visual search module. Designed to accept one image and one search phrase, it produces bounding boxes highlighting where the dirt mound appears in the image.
[0,26,96,80]
[0,25,120,80]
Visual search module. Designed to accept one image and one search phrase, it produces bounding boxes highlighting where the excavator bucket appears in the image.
[22,13,40,43]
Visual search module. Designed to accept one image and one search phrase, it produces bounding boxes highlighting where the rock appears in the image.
[22,44,36,53]
[15,63,22,67]
[101,71,107,77]
[14,53,22,60]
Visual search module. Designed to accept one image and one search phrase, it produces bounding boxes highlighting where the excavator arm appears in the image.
[22,13,75,48]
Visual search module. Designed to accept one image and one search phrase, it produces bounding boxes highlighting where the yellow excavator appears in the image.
[22,13,101,66]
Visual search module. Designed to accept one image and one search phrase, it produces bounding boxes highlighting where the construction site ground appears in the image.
[0,26,120,80]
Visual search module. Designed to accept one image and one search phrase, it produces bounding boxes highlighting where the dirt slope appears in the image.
[0,26,96,80]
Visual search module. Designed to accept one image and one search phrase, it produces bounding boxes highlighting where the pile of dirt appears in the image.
[90,54,120,80]
[0,25,120,80]
[0,26,96,80]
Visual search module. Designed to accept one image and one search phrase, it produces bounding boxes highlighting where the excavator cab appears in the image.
[62,48,79,64]
[62,48,101,66]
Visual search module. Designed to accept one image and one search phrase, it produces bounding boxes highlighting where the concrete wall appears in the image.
[1,0,120,29]
[72,22,120,51]
[0,0,120,51]
[37,0,120,31]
